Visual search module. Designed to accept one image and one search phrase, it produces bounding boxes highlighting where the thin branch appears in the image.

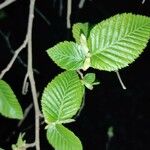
[35,7,51,26]
[115,71,127,90]
[66,0,72,29]
[78,0,86,8]
[0,31,28,68]
[59,0,63,16]
[0,0,16,10]
[25,142,36,149]
[18,103,33,127]
[22,73,29,95]
[0,0,40,149]
[142,0,145,4]
[27,0,40,150]
[77,70,84,79]
[0,30,39,74]
[0,38,28,79]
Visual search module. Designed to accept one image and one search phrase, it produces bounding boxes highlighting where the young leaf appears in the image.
[47,41,86,70]
[88,13,150,71]
[12,133,26,150]
[0,80,23,119]
[83,73,96,84]
[42,71,84,124]
[47,124,82,150]
[72,22,89,44]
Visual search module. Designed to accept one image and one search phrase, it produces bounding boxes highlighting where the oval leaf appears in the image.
[47,124,82,150]
[47,41,86,70]
[0,80,23,119]
[42,71,84,123]
[88,13,150,71]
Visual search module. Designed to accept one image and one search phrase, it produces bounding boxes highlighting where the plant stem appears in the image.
[0,38,28,79]
[0,0,16,10]
[27,0,40,150]
[78,0,86,8]
[67,0,72,28]
[115,71,126,90]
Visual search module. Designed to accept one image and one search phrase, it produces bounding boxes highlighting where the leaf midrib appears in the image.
[91,21,150,56]
[54,125,80,149]
[57,76,78,121]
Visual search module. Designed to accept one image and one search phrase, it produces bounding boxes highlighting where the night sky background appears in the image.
[0,0,150,150]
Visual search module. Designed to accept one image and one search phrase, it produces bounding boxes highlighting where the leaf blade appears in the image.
[47,124,82,150]
[88,13,150,71]
[0,80,23,119]
[47,41,86,70]
[42,71,84,123]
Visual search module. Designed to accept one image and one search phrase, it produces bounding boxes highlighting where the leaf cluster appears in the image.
[42,13,150,150]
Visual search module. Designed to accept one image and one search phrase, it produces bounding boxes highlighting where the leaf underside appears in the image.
[88,13,150,71]
[42,71,84,123]
[0,80,23,119]
[47,41,86,70]
[47,124,82,150]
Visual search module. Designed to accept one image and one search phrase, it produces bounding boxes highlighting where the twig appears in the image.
[142,0,145,4]
[0,0,40,149]
[77,70,84,79]
[18,103,33,127]
[25,142,36,149]
[27,0,40,150]
[0,38,28,79]
[115,71,127,90]
[0,30,39,74]
[35,7,51,26]
[59,0,63,16]
[0,0,16,10]
[22,73,29,95]
[66,0,72,29]
[78,0,86,8]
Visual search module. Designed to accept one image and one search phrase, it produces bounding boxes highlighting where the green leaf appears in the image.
[82,73,100,90]
[42,71,84,124]
[83,73,96,84]
[88,13,150,71]
[47,124,82,150]
[47,41,86,70]
[72,22,90,44]
[0,80,23,119]
[12,133,26,150]
[0,148,5,150]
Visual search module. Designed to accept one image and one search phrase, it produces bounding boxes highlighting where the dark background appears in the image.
[0,0,150,149]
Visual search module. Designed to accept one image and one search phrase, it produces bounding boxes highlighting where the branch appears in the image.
[0,38,28,79]
[0,31,39,74]
[0,0,16,10]
[78,0,86,8]
[35,7,51,26]
[18,103,33,127]
[115,71,127,90]
[66,0,72,29]
[0,0,40,149]
[25,142,36,149]
[27,0,41,150]
[59,0,63,16]
[142,0,145,4]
